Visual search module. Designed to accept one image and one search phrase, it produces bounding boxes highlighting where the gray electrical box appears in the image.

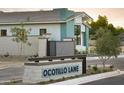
[47,41,75,56]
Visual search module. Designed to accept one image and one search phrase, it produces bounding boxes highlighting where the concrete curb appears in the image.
[50,70,124,85]
[0,77,22,84]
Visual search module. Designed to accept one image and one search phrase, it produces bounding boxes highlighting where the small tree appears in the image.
[11,23,31,55]
[95,28,120,69]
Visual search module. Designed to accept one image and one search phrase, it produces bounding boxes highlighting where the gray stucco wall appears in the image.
[56,41,75,56]
[0,36,38,56]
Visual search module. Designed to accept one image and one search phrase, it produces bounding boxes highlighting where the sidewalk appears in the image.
[87,54,124,61]
[0,61,24,70]
[50,70,124,85]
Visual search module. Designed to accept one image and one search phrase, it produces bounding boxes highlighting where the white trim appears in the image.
[0,21,66,25]
[81,32,83,46]
[67,12,92,22]
[73,14,91,28]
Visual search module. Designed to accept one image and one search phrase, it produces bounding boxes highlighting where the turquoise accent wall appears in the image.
[53,8,74,20]
[54,9,90,45]
[66,20,74,38]
[60,20,75,41]
[60,23,67,41]
[54,9,75,40]
[83,26,89,48]
[60,9,74,20]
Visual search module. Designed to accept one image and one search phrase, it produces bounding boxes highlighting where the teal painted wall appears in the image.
[66,20,75,38]
[60,23,67,41]
[60,9,73,20]
[53,8,74,20]
[83,26,89,48]
[60,20,75,41]
[54,9,75,40]
[53,9,75,40]
[54,8,90,46]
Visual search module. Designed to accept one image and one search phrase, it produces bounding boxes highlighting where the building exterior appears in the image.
[0,8,92,56]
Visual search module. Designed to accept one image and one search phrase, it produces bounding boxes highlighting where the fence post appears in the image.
[82,56,86,74]
[38,37,48,57]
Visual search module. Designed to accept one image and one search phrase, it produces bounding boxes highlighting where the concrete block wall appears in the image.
[0,36,38,56]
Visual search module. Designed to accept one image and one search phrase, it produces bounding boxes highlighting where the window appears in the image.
[0,29,7,36]
[74,25,81,45]
[39,29,47,36]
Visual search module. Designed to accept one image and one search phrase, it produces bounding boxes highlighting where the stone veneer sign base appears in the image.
[23,59,83,84]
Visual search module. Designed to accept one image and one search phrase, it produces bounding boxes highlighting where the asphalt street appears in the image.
[0,66,24,83]
[82,74,124,85]
[83,57,124,85]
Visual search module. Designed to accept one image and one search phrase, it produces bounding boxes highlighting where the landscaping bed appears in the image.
[0,55,27,62]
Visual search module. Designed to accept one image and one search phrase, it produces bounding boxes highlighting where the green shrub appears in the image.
[103,69,108,72]
[4,52,9,57]
[75,49,78,54]
[91,71,97,74]
[92,65,98,72]
[62,77,65,80]
[49,79,54,82]
[97,69,102,73]
[110,65,114,70]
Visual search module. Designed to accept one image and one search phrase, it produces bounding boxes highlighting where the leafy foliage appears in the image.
[11,23,31,46]
[88,15,121,68]
[11,23,31,55]
[89,15,124,40]
[95,28,120,68]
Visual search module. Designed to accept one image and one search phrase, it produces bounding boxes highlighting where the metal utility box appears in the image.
[47,41,75,56]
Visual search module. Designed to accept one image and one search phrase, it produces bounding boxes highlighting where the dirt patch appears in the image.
[0,56,28,62]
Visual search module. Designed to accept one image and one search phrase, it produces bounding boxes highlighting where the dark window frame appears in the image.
[39,29,47,36]
[1,29,7,36]
[74,25,81,45]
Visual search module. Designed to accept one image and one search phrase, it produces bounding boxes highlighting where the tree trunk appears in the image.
[20,42,22,56]
[103,61,105,69]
